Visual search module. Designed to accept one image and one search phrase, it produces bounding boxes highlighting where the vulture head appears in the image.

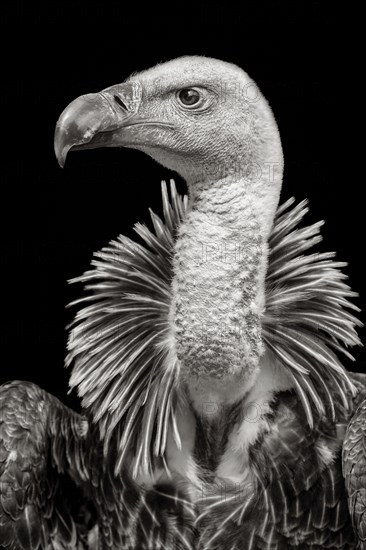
[55,56,282,202]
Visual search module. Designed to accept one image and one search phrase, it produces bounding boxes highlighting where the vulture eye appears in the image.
[177,88,201,107]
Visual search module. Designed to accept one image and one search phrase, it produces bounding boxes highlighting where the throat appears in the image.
[172,175,279,405]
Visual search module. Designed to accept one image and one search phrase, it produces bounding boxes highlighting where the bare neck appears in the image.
[172,166,283,409]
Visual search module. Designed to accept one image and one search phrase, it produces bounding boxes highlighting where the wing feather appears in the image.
[0,381,97,549]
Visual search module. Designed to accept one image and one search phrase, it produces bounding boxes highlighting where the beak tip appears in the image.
[54,146,67,169]
[54,125,70,168]
[58,154,66,168]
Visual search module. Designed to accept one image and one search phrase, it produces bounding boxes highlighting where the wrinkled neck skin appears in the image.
[172,151,283,413]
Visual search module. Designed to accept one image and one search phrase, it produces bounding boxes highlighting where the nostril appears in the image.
[114,95,128,111]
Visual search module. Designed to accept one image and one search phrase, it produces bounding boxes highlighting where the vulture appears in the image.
[0,56,365,550]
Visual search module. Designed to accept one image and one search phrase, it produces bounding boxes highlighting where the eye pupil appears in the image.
[178,88,200,106]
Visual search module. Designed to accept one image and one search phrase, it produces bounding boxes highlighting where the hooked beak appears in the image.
[54,82,142,167]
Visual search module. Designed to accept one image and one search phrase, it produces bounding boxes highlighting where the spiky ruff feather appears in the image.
[66,181,360,480]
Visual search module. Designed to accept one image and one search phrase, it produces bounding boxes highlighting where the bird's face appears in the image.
[55,57,271,184]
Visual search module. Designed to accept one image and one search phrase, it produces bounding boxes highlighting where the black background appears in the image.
[2,2,364,411]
